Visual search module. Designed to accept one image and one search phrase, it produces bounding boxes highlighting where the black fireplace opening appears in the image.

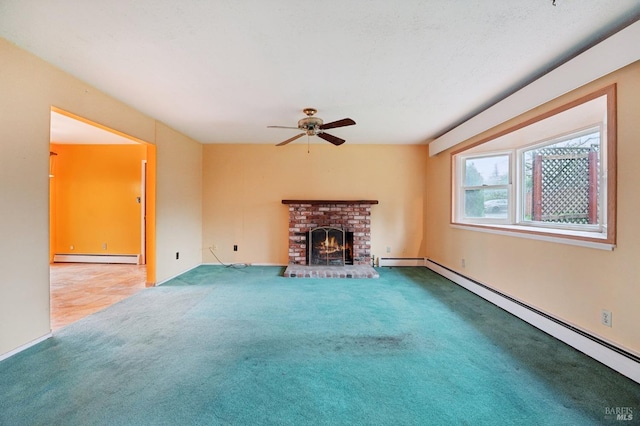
[308,227,353,266]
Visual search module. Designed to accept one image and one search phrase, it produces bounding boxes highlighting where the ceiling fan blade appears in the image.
[317,132,345,146]
[268,125,300,130]
[276,133,305,146]
[319,118,356,130]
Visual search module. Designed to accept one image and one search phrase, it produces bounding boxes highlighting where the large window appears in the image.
[452,86,616,248]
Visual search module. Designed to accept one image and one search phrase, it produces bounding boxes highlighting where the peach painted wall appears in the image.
[202,144,427,265]
[0,37,202,357]
[154,122,203,283]
[425,60,640,354]
[50,143,147,257]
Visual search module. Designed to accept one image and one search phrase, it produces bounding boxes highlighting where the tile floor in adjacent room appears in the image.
[50,263,147,330]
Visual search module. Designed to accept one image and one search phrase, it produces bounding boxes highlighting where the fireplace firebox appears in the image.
[308,227,353,266]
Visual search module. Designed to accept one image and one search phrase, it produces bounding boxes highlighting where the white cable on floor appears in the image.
[208,247,248,268]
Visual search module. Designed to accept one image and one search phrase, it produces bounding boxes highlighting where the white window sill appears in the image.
[451,223,615,251]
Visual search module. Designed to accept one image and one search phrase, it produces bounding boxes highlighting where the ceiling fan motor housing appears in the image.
[298,116,324,135]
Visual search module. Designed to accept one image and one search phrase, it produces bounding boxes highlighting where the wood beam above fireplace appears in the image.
[282,200,378,205]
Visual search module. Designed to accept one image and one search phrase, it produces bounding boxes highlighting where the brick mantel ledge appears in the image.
[282,200,379,205]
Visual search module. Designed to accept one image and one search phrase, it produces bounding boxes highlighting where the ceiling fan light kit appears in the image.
[268,108,356,146]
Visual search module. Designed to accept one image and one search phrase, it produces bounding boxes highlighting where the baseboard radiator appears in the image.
[53,254,141,265]
[378,257,426,267]
[425,259,640,384]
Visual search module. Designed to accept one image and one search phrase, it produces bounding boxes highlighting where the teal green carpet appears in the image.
[0,266,638,425]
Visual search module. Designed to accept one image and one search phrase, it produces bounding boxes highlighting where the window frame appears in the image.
[450,85,616,249]
[516,125,604,233]
[457,151,513,225]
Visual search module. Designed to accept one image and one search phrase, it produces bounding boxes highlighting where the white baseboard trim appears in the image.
[0,332,53,363]
[155,263,202,286]
[425,259,640,384]
[54,254,141,264]
[379,257,426,267]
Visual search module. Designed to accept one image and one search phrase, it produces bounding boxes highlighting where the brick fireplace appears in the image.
[282,200,378,266]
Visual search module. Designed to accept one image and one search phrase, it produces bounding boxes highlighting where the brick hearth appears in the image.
[282,200,378,266]
[283,264,379,279]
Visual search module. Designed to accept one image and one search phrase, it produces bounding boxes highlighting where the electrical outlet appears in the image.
[386,246,391,253]
[176,252,180,260]
[601,309,612,327]
[102,243,107,250]
[233,245,238,251]
[212,245,218,251]
[461,258,466,268]
[70,245,74,250]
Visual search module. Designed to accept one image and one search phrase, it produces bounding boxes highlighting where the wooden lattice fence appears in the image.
[532,147,599,224]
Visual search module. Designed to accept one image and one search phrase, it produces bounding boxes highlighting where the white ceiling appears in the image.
[1,1,639,146]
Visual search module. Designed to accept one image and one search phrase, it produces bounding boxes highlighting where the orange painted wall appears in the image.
[50,143,147,256]
[145,143,157,284]
[49,153,57,262]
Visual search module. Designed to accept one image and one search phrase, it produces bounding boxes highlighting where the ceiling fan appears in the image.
[268,108,356,146]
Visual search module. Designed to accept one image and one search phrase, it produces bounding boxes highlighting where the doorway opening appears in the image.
[49,107,156,330]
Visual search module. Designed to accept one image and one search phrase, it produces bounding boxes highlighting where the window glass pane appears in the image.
[522,130,600,225]
[464,155,509,186]
[464,188,509,219]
